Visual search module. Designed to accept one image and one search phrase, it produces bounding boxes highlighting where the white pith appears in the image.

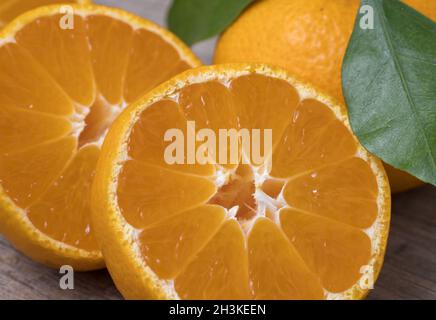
[0,3,200,263]
[106,65,390,300]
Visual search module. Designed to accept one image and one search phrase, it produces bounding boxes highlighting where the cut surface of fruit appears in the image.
[0,4,200,269]
[92,64,390,299]
[214,0,435,193]
[0,0,89,28]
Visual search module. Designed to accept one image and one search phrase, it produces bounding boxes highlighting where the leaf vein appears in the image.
[397,52,436,67]
[375,0,436,171]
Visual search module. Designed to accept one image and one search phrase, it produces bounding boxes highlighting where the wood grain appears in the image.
[1,186,435,300]
[1,0,435,300]
[368,185,436,300]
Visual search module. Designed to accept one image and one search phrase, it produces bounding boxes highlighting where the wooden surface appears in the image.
[1,185,435,300]
[1,0,436,300]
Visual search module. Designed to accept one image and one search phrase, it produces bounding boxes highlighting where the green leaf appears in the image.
[342,0,436,186]
[167,0,254,46]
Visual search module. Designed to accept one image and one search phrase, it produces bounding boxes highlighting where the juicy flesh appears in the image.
[0,13,192,251]
[119,74,379,299]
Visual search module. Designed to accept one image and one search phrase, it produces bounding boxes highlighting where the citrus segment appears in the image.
[248,218,324,299]
[92,64,390,299]
[124,29,193,103]
[139,205,226,279]
[280,208,371,293]
[128,99,215,176]
[15,14,96,106]
[0,4,200,269]
[270,99,357,178]
[0,105,72,153]
[283,157,379,229]
[178,81,240,169]
[0,137,76,207]
[175,219,250,300]
[0,43,74,115]
[117,161,216,229]
[87,15,134,106]
[27,144,100,251]
[230,74,299,155]
[178,82,238,131]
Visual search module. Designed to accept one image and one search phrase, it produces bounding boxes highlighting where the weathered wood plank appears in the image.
[368,186,436,300]
[1,186,435,300]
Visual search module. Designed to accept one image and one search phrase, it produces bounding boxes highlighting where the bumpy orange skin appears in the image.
[215,0,435,193]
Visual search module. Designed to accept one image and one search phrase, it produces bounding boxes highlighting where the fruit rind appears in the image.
[0,3,201,69]
[214,0,433,193]
[0,186,104,270]
[0,3,201,270]
[92,63,391,299]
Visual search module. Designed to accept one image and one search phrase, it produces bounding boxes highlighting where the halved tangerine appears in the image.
[92,64,391,299]
[0,4,200,270]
